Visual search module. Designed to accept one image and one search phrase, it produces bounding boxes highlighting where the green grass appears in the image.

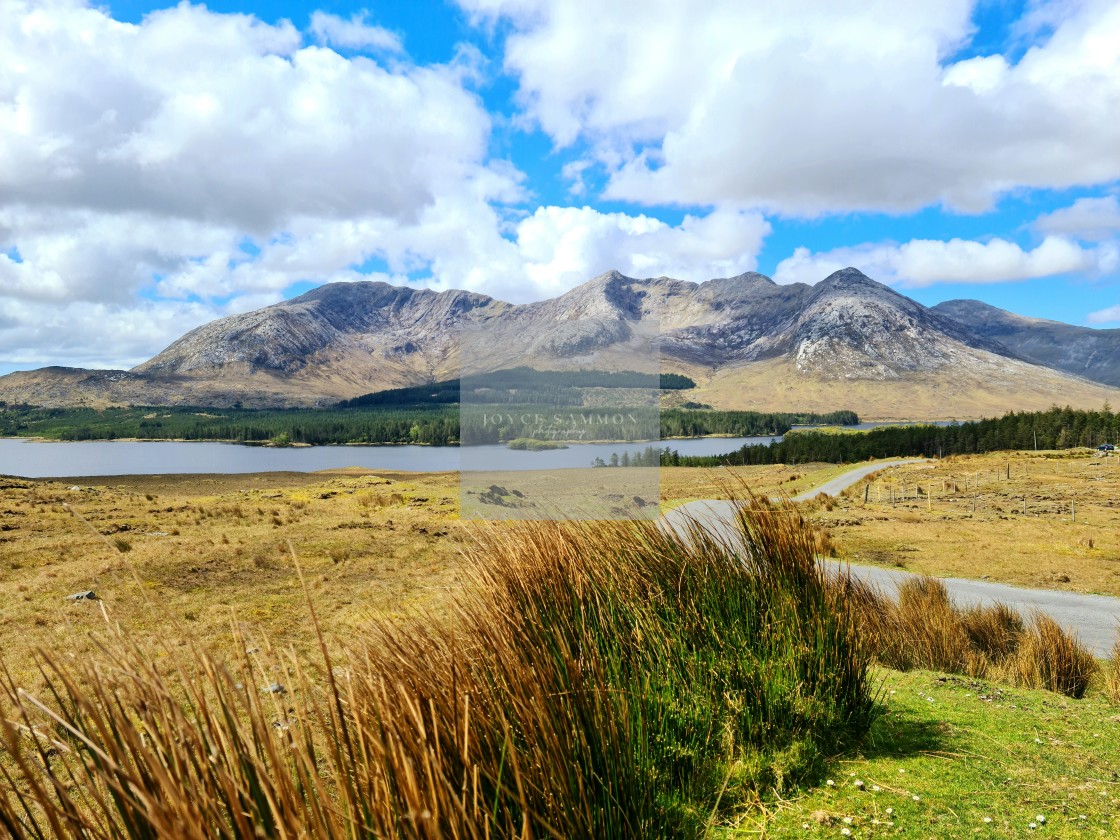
[730,668,1120,837]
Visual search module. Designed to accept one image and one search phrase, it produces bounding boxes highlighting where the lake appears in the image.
[0,435,782,478]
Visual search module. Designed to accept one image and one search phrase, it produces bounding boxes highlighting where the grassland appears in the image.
[0,463,846,681]
[3,454,1120,836]
[801,450,1120,596]
[3,451,1116,681]
[2,495,878,836]
[0,469,463,686]
[659,462,855,509]
[686,356,1120,419]
[731,667,1120,838]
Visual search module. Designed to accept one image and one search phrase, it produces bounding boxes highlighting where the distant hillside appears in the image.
[338,370,696,408]
[933,299,1120,388]
[2,268,1119,419]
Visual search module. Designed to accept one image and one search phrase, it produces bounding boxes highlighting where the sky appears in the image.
[1,0,1119,374]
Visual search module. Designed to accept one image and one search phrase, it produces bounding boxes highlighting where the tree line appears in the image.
[660,409,858,438]
[339,369,698,409]
[663,406,1120,467]
[0,405,461,446]
[1,403,859,446]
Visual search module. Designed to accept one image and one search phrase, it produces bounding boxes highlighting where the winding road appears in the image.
[664,459,1120,656]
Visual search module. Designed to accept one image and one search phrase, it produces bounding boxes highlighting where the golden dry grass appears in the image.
[6,447,1118,701]
[2,460,1117,837]
[658,462,848,510]
[0,469,464,686]
[842,574,1097,698]
[685,357,1120,419]
[799,450,1120,596]
[0,498,878,838]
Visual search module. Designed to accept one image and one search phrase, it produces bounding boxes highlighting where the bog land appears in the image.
[2,453,1120,836]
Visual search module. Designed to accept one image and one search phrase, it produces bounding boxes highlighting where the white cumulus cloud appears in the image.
[461,0,1120,215]
[0,0,511,367]
[1034,196,1120,242]
[0,1,779,370]
[774,235,1102,288]
[308,11,402,52]
[511,205,771,297]
[1086,303,1120,325]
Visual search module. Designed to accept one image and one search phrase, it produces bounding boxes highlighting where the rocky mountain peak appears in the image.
[811,267,909,303]
[777,267,1012,380]
[6,266,1120,412]
[536,270,648,321]
[727,270,775,285]
[818,266,875,287]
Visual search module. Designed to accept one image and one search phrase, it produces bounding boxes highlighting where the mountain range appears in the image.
[1,268,1117,420]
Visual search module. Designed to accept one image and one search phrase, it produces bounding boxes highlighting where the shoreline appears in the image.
[2,433,784,447]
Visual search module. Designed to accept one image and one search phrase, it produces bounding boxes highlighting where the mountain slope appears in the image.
[2,268,1118,418]
[134,282,510,387]
[686,356,1118,419]
[933,299,1120,388]
[769,268,1013,379]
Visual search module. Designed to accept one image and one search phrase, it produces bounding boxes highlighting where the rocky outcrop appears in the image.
[776,269,1012,380]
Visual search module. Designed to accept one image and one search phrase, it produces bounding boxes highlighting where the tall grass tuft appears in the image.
[842,574,1096,698]
[1105,631,1120,703]
[960,602,1024,662]
[1005,612,1097,699]
[0,499,876,838]
[893,577,974,674]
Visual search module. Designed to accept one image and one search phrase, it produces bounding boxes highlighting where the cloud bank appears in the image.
[774,235,1115,288]
[464,0,1120,215]
[2,0,1119,369]
[0,1,769,368]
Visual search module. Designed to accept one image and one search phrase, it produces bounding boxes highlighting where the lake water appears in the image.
[0,435,781,478]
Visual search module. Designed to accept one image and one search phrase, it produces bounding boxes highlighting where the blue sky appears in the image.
[1,0,1119,373]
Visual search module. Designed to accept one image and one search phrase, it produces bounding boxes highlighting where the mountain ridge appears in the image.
[2,268,1117,420]
[931,298,1120,388]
